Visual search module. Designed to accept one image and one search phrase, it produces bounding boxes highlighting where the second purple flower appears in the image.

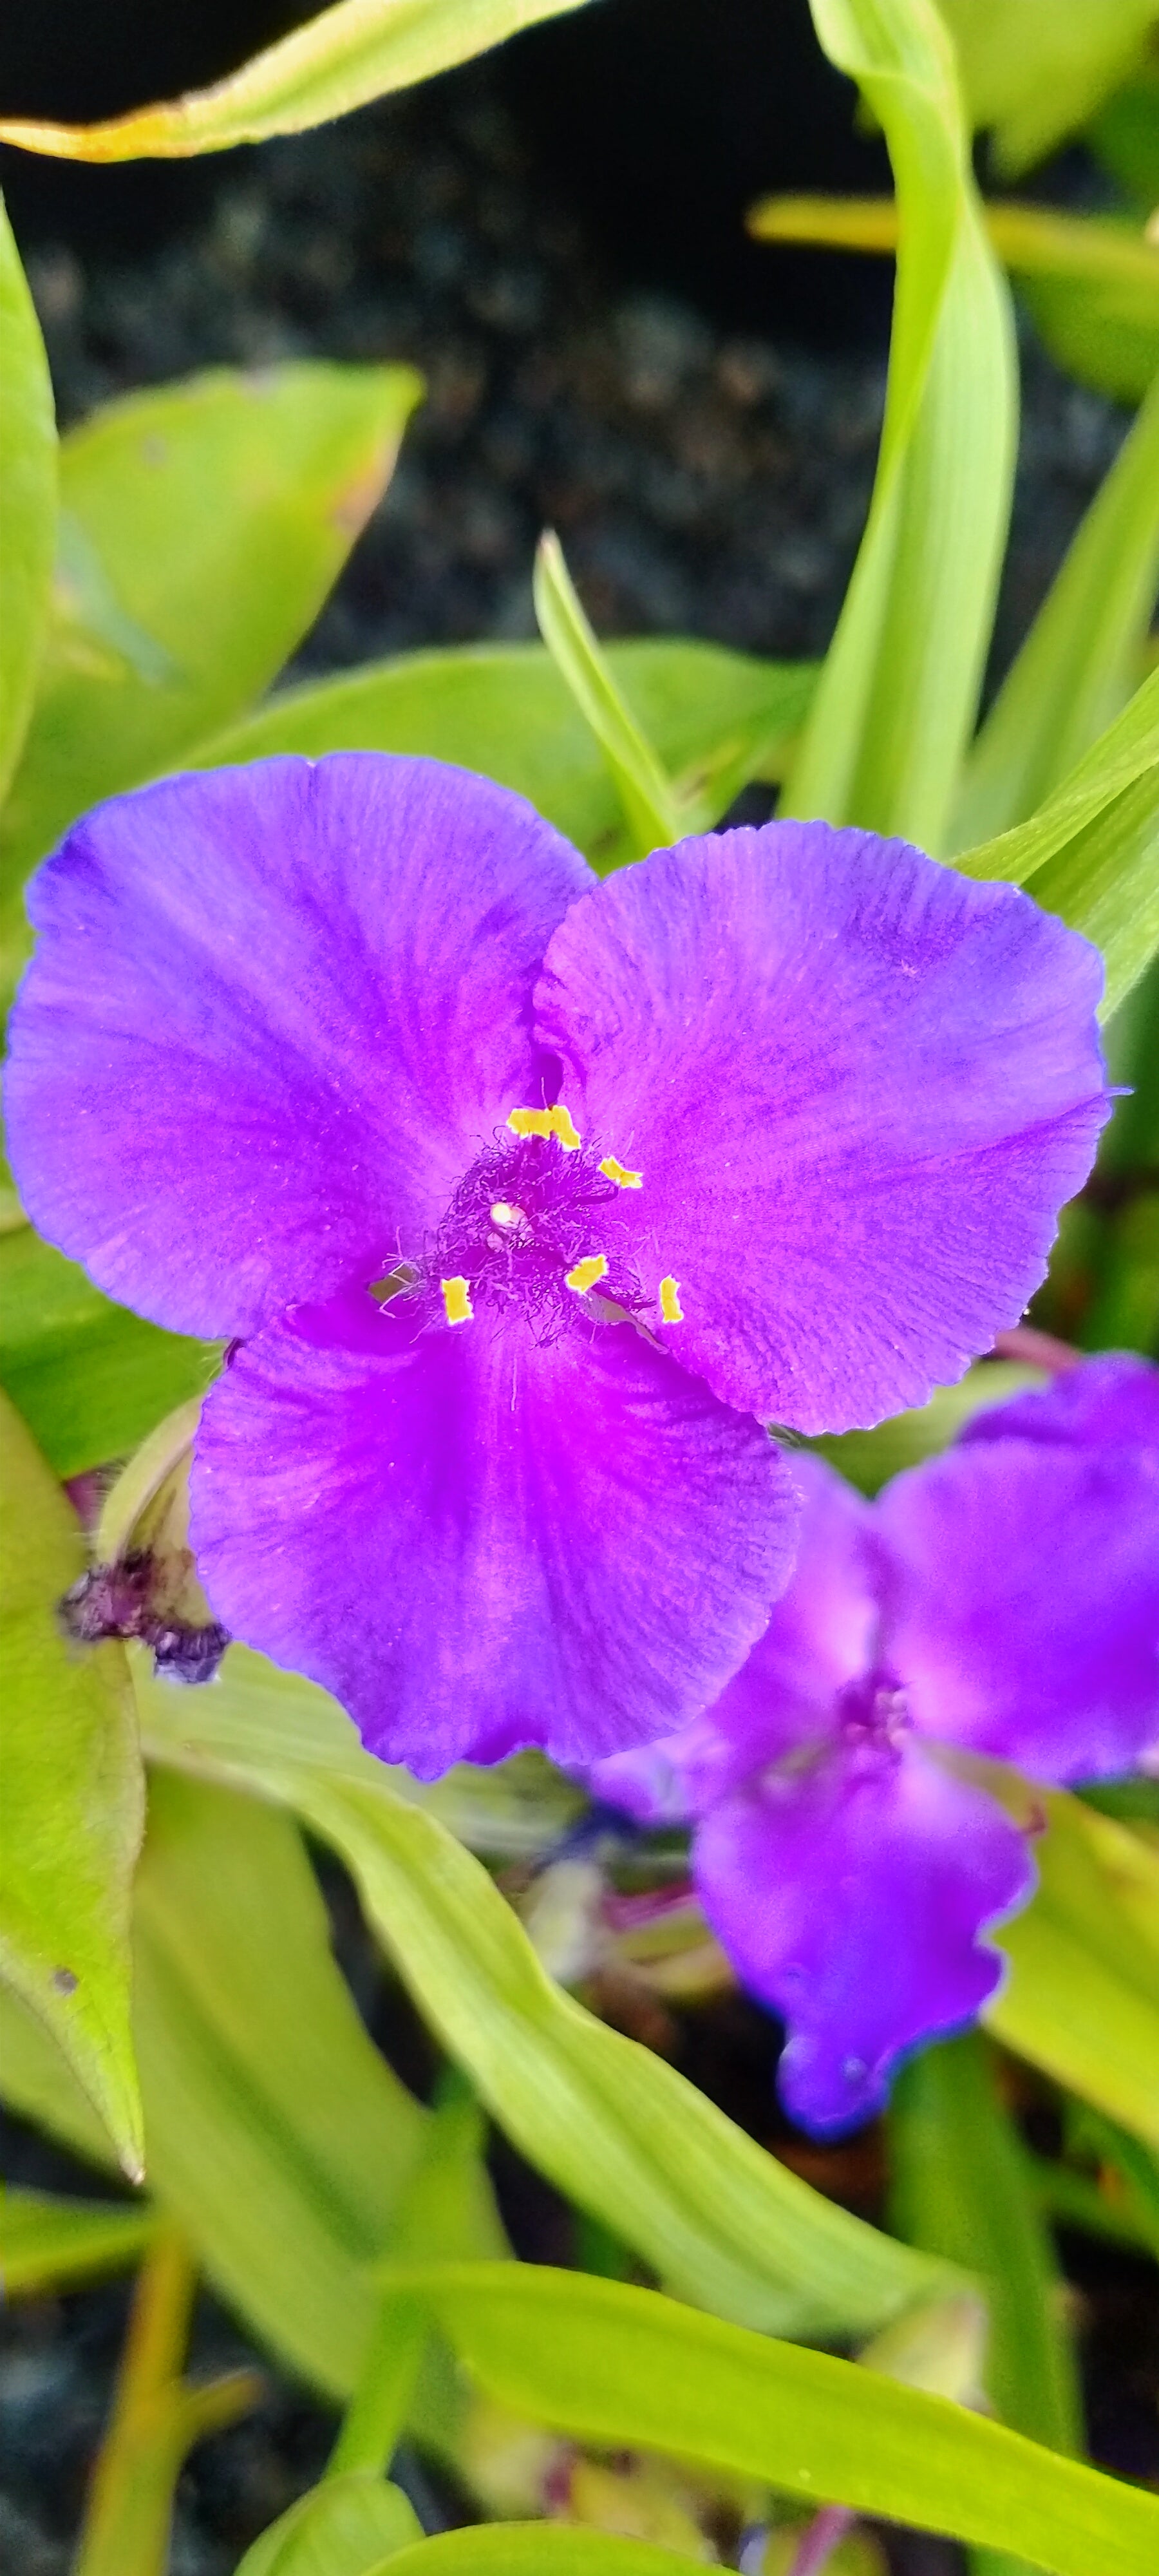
[6,753,1109,1774]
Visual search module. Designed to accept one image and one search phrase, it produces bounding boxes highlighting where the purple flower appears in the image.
[594,1354,1159,2136]
[6,753,1109,1775]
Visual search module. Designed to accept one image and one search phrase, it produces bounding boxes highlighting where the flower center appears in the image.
[431,1123,646,1341]
[834,1667,911,1773]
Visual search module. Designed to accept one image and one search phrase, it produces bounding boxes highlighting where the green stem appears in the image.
[327,2288,428,2480]
[74,2228,260,2576]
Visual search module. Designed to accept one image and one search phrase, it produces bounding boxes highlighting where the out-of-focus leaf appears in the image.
[985,1786,1159,2148]
[382,2538,708,2575]
[532,534,684,856]
[236,2472,422,2576]
[956,366,1159,841]
[127,1768,430,2396]
[0,199,56,802]
[1089,62,1159,212]
[0,1389,144,2175]
[0,1220,218,1477]
[380,2264,1159,2575]
[1064,2107,1159,2264]
[809,1361,1042,1495]
[138,1658,948,2343]
[190,639,816,872]
[938,0,1159,175]
[0,359,421,963]
[0,2183,160,2293]
[750,194,1159,402]
[957,665,1159,1016]
[1014,260,1159,408]
[889,2032,1081,2452]
[779,0,1017,852]
[0,0,596,160]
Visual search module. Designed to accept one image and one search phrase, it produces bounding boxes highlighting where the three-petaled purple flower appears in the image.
[594,1354,1159,2136]
[6,752,1110,1775]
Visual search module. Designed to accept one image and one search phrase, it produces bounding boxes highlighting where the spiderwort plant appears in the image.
[6,750,1111,1777]
[594,1353,1159,2136]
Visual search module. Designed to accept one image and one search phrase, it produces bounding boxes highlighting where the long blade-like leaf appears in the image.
[0,0,595,161]
[384,2264,1159,2576]
[779,0,1017,851]
[137,1649,948,2343]
[0,198,56,802]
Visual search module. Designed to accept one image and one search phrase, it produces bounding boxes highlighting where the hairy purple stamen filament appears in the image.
[425,1130,647,1342]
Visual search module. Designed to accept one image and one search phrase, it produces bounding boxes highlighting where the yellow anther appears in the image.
[565,1253,609,1296]
[599,1155,643,1189]
[659,1276,684,1324]
[489,1201,523,1229]
[440,1276,474,1326]
[507,1103,581,1150]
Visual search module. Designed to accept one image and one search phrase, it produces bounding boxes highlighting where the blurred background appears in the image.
[0,0,1130,677]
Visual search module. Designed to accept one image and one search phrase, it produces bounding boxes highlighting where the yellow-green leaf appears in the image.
[137,1650,948,2342]
[0,0,596,162]
[0,2181,160,2293]
[383,2265,1159,2576]
[778,0,1017,851]
[0,198,57,802]
[0,359,421,972]
[236,2471,422,2575]
[0,1388,144,2175]
[986,1789,1159,2149]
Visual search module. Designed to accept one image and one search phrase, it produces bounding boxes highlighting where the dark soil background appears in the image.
[0,5,1153,2569]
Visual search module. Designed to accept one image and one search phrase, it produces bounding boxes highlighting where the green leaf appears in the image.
[0,2182,160,2293]
[532,535,684,855]
[138,1654,948,2343]
[189,638,816,872]
[127,1768,431,2396]
[957,664,1159,1016]
[889,2032,1081,2452]
[0,1979,124,2169]
[955,365,1159,842]
[382,2264,1159,2575]
[937,0,1159,176]
[0,359,421,966]
[0,0,596,160]
[0,1220,218,1478]
[0,198,56,803]
[0,1388,144,2176]
[236,2472,422,2576]
[1013,257,1159,408]
[778,0,1017,850]
[381,2537,710,2575]
[1089,62,1159,212]
[985,1786,1159,2148]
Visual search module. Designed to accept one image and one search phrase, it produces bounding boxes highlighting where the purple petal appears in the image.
[190,1291,799,1776]
[534,820,1109,1432]
[6,755,592,1338]
[592,1452,878,1822]
[694,1747,1032,2135]
[876,1437,1159,1781]
[958,1350,1159,1455]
